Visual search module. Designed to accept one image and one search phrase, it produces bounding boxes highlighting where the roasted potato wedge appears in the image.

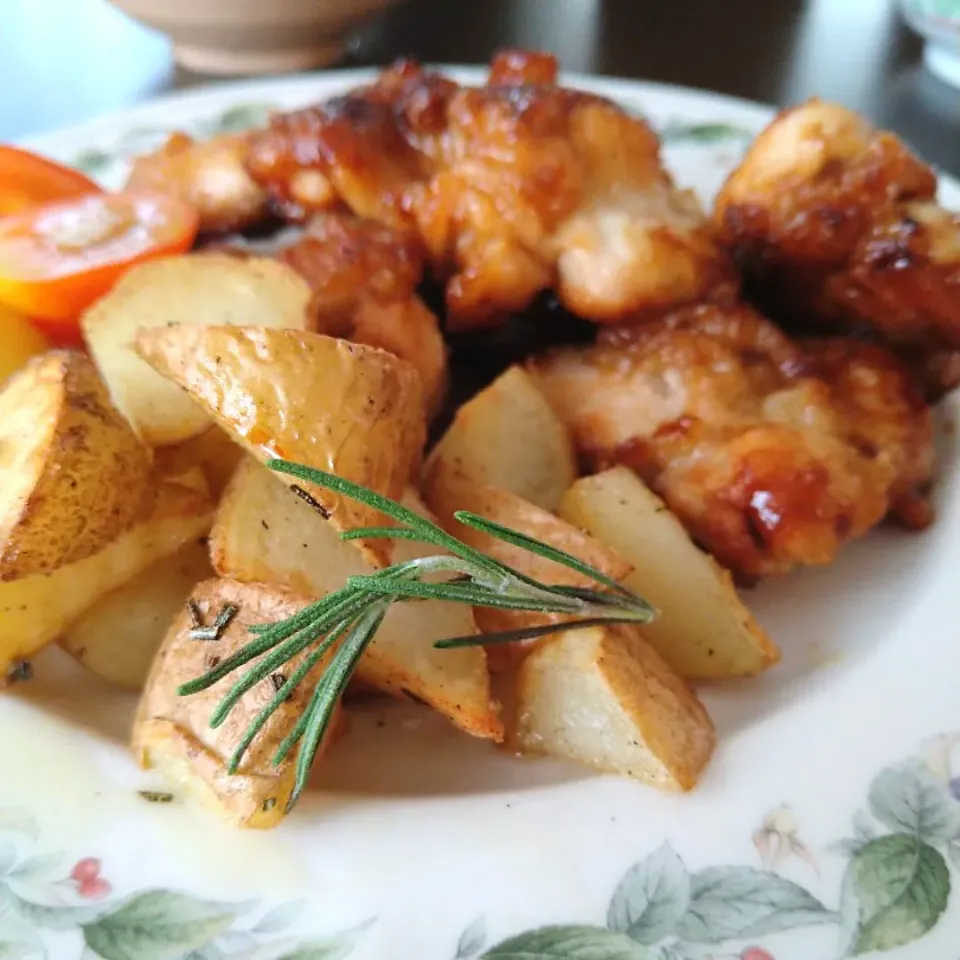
[82,254,312,446]
[133,578,345,829]
[424,366,576,512]
[560,467,779,679]
[62,540,213,690]
[137,325,425,565]
[153,427,244,498]
[515,623,715,790]
[0,351,155,581]
[211,458,501,741]
[0,482,213,683]
[314,298,448,421]
[422,459,632,671]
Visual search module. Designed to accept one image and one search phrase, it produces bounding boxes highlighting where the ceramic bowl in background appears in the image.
[899,0,960,88]
[108,0,405,74]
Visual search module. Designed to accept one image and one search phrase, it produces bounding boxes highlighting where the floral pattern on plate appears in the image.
[0,807,371,960]
[67,104,755,186]
[4,737,958,959]
[465,737,960,959]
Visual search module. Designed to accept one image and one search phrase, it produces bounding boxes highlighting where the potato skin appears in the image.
[211,459,502,741]
[136,325,426,565]
[133,578,344,829]
[422,458,631,672]
[153,427,244,498]
[559,467,779,680]
[61,540,214,690]
[0,351,155,581]
[82,254,313,446]
[515,623,715,791]
[424,365,576,513]
[0,482,212,683]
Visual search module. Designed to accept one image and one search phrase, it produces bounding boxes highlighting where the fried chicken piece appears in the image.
[488,48,560,86]
[528,302,934,580]
[245,52,735,329]
[714,100,960,397]
[278,212,423,315]
[277,213,447,417]
[126,132,268,234]
[245,60,451,225]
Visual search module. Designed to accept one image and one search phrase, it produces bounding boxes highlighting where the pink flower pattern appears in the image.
[69,857,113,900]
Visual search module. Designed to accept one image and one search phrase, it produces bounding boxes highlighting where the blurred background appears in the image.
[3,0,960,173]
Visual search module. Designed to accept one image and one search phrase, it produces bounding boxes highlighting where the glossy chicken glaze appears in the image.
[529,303,934,581]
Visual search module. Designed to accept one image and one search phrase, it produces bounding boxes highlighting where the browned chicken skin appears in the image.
[245,51,734,329]
[528,302,934,581]
[714,100,960,398]
[126,132,269,234]
[277,213,448,418]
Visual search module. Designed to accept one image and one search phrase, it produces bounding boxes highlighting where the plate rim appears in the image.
[3,66,960,960]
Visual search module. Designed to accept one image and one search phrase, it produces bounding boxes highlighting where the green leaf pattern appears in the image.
[481,742,960,959]
[456,917,488,958]
[868,759,960,844]
[844,835,950,954]
[81,891,237,960]
[0,840,371,960]
[606,844,690,944]
[68,102,753,190]
[3,740,960,958]
[675,867,834,943]
[69,102,277,185]
[0,943,31,959]
[483,926,651,959]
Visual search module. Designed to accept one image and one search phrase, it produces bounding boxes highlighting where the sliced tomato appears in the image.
[0,191,199,322]
[29,314,87,349]
[0,146,102,216]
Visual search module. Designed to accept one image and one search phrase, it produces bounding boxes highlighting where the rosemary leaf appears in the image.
[186,598,203,629]
[178,623,295,695]
[285,600,390,810]
[345,575,585,612]
[433,615,649,649]
[178,587,357,695]
[178,459,657,818]
[208,590,375,727]
[339,526,428,543]
[225,618,354,774]
[454,510,640,600]
[267,460,506,577]
[212,602,240,634]
[548,584,657,616]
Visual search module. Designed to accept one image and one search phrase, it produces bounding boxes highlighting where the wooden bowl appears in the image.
[109,0,404,74]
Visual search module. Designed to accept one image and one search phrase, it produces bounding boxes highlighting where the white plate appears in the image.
[5,69,960,960]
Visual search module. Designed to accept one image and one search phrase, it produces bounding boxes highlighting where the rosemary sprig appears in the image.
[179,460,656,812]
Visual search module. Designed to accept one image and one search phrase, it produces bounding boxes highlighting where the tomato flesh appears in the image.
[0,191,199,321]
[0,146,101,216]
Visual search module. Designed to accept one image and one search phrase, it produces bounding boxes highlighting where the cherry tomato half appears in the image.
[0,191,199,322]
[0,145,102,216]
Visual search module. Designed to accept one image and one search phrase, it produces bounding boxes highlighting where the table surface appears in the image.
[3,0,960,176]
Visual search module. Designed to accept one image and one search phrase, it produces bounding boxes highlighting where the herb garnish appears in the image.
[179,460,655,813]
[186,598,203,629]
[6,660,33,685]
[138,790,175,804]
[188,602,239,642]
